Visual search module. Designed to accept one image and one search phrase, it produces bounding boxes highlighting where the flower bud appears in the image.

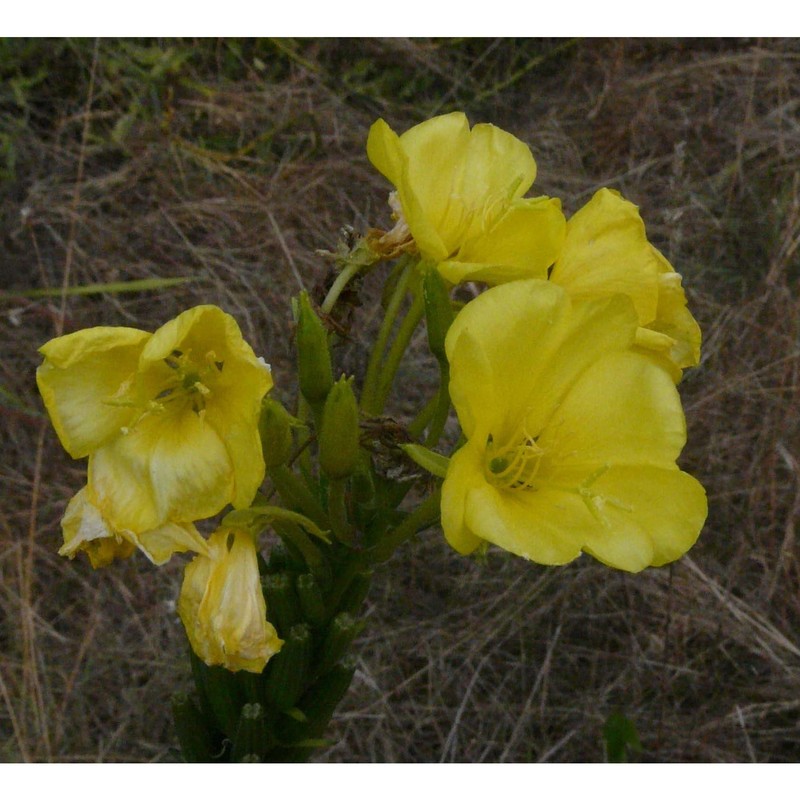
[295,291,333,405]
[318,376,360,479]
[258,397,294,468]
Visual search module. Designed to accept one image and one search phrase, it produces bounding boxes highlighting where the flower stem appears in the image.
[360,259,414,415]
[368,488,442,564]
[371,293,425,416]
[408,393,438,439]
[268,465,329,531]
[423,365,451,448]
[321,260,361,315]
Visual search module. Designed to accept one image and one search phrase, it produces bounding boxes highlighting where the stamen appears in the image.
[485,426,545,491]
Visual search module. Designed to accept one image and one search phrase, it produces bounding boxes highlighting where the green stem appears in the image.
[424,364,451,448]
[321,260,361,314]
[371,293,425,416]
[361,259,414,414]
[268,465,329,530]
[407,393,438,439]
[368,488,442,564]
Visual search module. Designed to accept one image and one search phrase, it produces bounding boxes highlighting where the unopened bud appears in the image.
[295,291,333,405]
[318,376,360,479]
[258,397,294,468]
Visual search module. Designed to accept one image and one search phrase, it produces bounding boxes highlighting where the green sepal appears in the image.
[400,443,449,478]
[225,503,330,544]
[295,291,334,405]
[263,623,313,711]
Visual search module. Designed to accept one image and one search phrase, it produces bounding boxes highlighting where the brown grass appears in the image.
[1,38,799,762]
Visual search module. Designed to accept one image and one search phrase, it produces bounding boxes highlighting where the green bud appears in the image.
[318,376,360,479]
[295,291,333,405]
[258,397,294,468]
[263,623,313,711]
[423,267,455,367]
[296,572,327,628]
[338,572,372,617]
[261,572,300,638]
[300,654,357,739]
[315,611,364,677]
[230,702,271,762]
[172,692,221,763]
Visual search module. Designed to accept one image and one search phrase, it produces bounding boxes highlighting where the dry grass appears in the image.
[1,38,799,762]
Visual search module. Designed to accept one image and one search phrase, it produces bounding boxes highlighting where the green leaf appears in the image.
[400,443,449,478]
[603,712,642,762]
[1,276,192,300]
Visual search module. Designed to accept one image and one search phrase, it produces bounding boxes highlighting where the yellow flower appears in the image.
[367,112,566,284]
[549,188,701,380]
[178,527,283,673]
[442,279,707,573]
[59,486,209,568]
[37,305,272,533]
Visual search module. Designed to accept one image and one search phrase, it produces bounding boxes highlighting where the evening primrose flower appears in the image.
[37,305,272,533]
[367,112,566,285]
[60,485,208,569]
[442,279,706,573]
[178,527,283,673]
[549,188,701,380]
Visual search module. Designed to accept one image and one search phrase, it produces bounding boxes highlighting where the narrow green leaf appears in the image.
[400,443,449,479]
[1,277,192,300]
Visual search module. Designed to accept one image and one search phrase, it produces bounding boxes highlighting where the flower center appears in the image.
[107,348,225,435]
[155,348,222,416]
[484,427,545,491]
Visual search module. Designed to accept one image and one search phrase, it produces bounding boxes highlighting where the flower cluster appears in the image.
[36,111,708,728]
[368,112,706,571]
[37,305,281,671]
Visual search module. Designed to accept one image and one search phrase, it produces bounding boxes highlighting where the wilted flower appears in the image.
[367,112,565,285]
[37,305,272,533]
[178,527,283,673]
[549,188,701,380]
[442,279,706,572]
[59,486,208,568]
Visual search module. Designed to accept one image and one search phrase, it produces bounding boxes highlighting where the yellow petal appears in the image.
[366,117,406,190]
[37,327,150,458]
[550,188,660,324]
[89,410,235,531]
[201,353,272,510]
[136,521,208,566]
[440,441,487,555]
[460,122,537,218]
[179,528,283,673]
[579,466,708,572]
[439,196,566,285]
[464,482,585,565]
[539,351,687,470]
[59,487,136,568]
[446,281,638,445]
[647,263,702,369]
